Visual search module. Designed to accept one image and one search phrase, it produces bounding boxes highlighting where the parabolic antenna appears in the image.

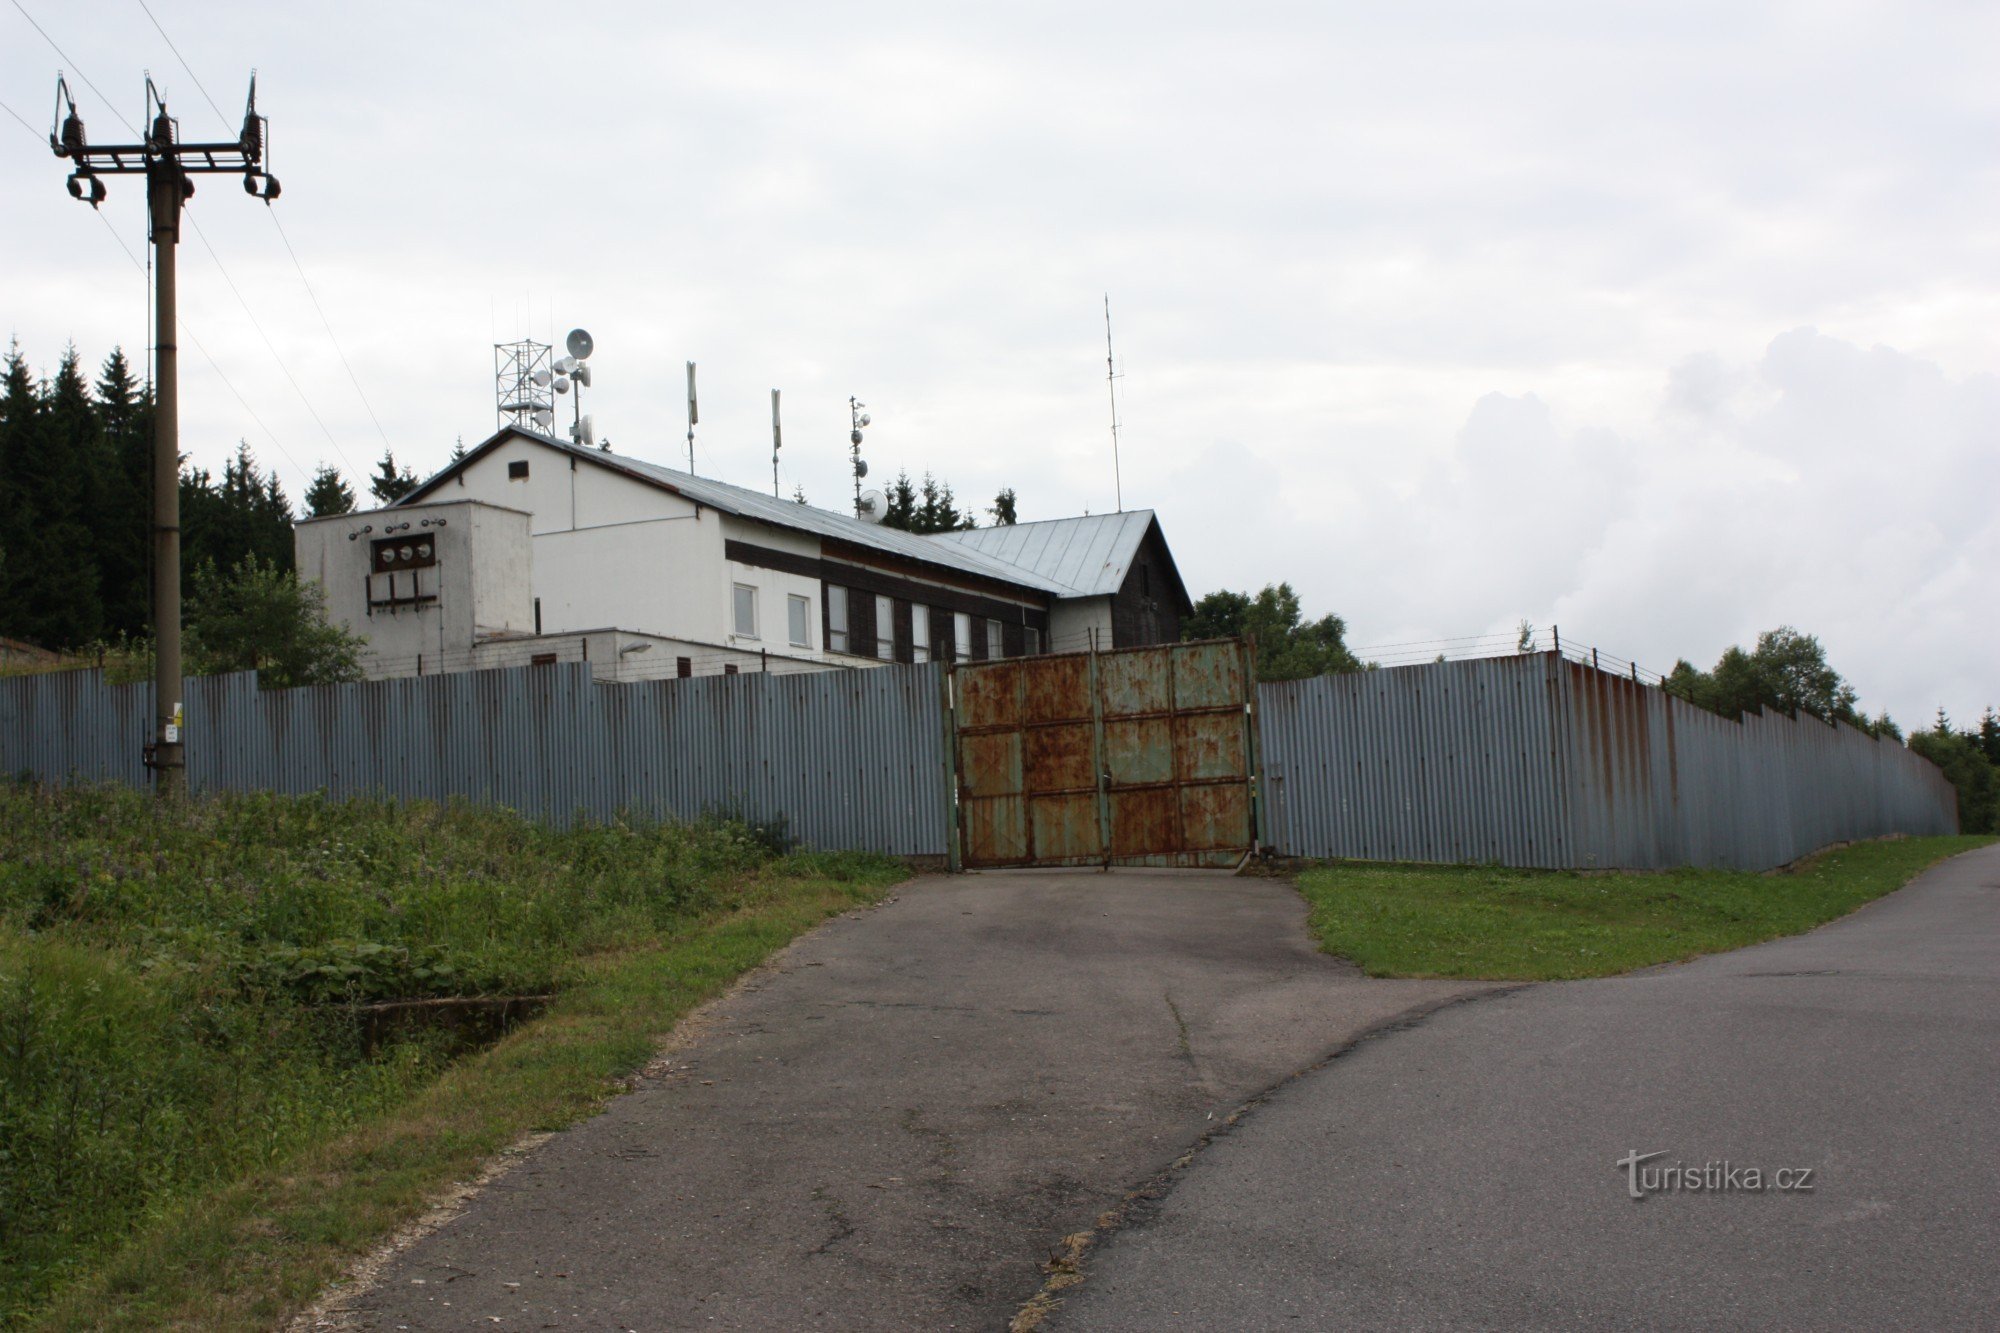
[566,328,594,360]
[857,488,887,523]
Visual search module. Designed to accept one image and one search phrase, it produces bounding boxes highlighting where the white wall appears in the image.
[1050,596,1113,653]
[295,500,533,675]
[720,516,831,660]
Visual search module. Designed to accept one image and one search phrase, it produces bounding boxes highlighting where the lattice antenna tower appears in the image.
[495,338,554,433]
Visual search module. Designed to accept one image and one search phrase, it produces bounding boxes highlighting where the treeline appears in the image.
[0,344,350,652]
[1663,628,1900,738]
[1909,710,2000,835]
[876,471,1017,534]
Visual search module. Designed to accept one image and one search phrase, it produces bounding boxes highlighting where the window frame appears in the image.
[985,618,1004,659]
[911,604,931,664]
[874,595,895,661]
[788,593,811,648]
[827,585,849,653]
[732,583,759,639]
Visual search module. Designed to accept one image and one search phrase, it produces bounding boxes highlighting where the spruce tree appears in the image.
[368,448,419,504]
[304,464,356,517]
[94,349,153,640]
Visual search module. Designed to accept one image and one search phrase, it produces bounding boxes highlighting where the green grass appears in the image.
[1296,835,1994,981]
[0,782,907,1330]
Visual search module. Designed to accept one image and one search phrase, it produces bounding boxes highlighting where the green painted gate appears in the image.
[951,639,1257,869]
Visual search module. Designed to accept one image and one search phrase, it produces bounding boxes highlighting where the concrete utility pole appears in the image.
[48,75,280,798]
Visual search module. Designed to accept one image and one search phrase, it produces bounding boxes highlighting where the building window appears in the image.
[911,605,931,664]
[508,460,529,480]
[827,586,849,653]
[676,656,692,678]
[788,594,811,648]
[1025,625,1042,656]
[875,595,894,661]
[724,663,739,676]
[986,618,1004,659]
[733,583,758,638]
[954,612,972,662]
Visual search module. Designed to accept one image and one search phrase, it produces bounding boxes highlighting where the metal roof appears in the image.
[931,510,1158,598]
[403,429,1082,596]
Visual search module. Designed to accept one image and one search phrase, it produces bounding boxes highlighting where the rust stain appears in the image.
[1025,722,1096,793]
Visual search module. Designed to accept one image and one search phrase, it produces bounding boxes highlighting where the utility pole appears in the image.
[49,75,280,798]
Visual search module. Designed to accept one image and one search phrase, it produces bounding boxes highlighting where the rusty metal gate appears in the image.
[952,639,1256,869]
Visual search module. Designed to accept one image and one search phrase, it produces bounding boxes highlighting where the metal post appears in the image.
[148,140,184,798]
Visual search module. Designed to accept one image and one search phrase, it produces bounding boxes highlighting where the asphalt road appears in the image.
[331,869,1487,1331]
[1051,844,2000,1331]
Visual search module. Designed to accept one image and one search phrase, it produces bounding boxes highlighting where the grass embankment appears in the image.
[0,782,906,1330]
[1297,835,1993,981]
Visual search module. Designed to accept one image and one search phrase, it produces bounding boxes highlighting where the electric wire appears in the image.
[134,0,397,477]
[134,0,229,132]
[180,210,361,480]
[266,209,396,460]
[7,0,140,136]
[0,94,41,140]
[93,206,308,481]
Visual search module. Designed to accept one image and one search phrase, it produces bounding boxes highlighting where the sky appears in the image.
[3,1,1995,727]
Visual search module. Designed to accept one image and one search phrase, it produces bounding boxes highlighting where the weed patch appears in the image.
[0,781,906,1328]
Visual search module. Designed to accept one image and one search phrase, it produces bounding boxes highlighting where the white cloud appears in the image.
[1,1,1995,719]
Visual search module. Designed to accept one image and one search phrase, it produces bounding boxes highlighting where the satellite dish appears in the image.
[570,414,595,447]
[531,407,553,428]
[858,413,870,427]
[853,458,869,479]
[566,328,594,360]
[857,487,886,523]
[573,363,592,388]
[553,376,570,394]
[531,368,552,387]
[554,355,577,374]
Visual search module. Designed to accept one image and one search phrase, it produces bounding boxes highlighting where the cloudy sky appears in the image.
[4,1,1995,725]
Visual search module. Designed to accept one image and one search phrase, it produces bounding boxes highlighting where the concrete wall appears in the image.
[295,500,533,676]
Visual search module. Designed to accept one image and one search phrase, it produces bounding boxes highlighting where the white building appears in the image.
[294,426,1192,681]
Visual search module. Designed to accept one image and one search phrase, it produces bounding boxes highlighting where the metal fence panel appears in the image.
[1259,653,1957,871]
[0,662,950,855]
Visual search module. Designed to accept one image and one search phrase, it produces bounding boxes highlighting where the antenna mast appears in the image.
[686,361,698,474]
[849,396,871,513]
[1104,293,1123,512]
[771,388,782,497]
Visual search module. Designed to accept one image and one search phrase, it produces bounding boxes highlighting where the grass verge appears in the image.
[1296,835,1994,981]
[0,782,907,1330]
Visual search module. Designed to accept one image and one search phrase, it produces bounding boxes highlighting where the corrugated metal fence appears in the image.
[3,650,1958,870]
[0,663,951,855]
[1257,652,1958,870]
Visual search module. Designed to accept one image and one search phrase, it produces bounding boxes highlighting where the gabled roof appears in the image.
[401,427,1081,596]
[934,510,1190,609]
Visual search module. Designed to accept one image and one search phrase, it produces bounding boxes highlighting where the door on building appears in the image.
[952,639,1256,869]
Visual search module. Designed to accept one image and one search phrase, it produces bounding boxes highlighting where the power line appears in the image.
[6,0,139,136]
[93,207,308,482]
[134,0,229,132]
[181,209,361,480]
[0,94,41,141]
[267,209,395,462]
[138,0,387,483]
